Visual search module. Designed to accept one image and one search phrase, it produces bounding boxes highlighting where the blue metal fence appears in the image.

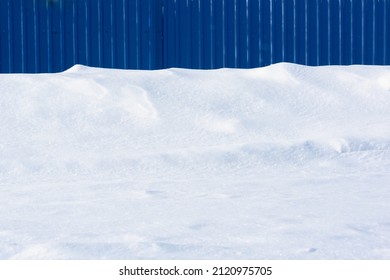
[1,0,389,73]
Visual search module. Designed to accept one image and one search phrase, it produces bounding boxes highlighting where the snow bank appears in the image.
[0,63,390,259]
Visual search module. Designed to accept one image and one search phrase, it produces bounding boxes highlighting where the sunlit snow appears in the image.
[1,63,390,259]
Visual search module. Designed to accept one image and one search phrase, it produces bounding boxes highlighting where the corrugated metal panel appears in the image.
[0,0,389,73]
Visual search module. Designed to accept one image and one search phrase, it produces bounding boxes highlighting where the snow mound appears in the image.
[1,63,390,259]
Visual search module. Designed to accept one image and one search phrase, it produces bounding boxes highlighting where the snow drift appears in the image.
[0,63,390,259]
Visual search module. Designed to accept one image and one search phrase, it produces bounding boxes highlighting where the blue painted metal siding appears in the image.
[1,0,389,73]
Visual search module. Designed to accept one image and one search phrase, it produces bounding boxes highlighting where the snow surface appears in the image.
[1,63,390,259]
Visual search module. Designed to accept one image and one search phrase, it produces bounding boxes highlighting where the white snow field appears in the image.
[0,63,390,259]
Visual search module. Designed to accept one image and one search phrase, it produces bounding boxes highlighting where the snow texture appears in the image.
[1,63,390,259]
